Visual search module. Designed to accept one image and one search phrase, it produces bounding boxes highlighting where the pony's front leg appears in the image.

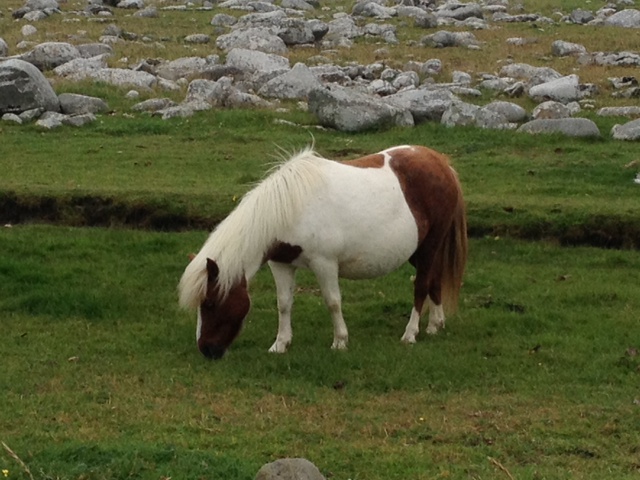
[311,258,348,350]
[268,261,297,353]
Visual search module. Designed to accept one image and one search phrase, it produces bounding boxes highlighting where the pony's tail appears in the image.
[440,181,468,314]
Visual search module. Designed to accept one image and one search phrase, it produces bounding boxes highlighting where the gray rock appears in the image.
[528,74,582,103]
[117,0,144,8]
[597,106,640,117]
[258,62,322,99]
[216,27,287,54]
[0,38,9,57]
[0,58,60,114]
[353,1,397,19]
[36,110,67,129]
[2,113,22,124]
[604,9,640,28]
[133,5,157,17]
[255,458,325,480]
[184,34,211,44]
[532,100,572,119]
[77,43,114,58]
[185,78,231,107]
[499,63,562,84]
[58,93,109,115]
[26,0,59,9]
[78,68,158,90]
[53,54,109,78]
[436,2,483,21]
[441,100,479,127]
[569,9,594,24]
[278,18,317,46]
[19,108,44,122]
[420,30,479,48]
[551,40,587,57]
[384,88,454,122]
[517,118,601,138]
[225,48,290,75]
[132,98,178,112]
[308,84,414,132]
[483,100,527,123]
[211,13,237,27]
[156,56,220,81]
[63,113,97,127]
[281,0,315,10]
[18,41,82,70]
[611,118,640,140]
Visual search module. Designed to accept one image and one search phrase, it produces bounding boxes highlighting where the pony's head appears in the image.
[196,258,251,359]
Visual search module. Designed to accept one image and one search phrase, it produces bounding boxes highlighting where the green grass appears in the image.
[1,226,640,479]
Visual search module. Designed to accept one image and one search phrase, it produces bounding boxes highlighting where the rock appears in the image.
[225,48,290,75]
[78,68,158,90]
[604,9,640,28]
[255,458,325,480]
[53,54,110,78]
[2,113,22,124]
[611,119,640,140]
[499,63,562,84]
[0,38,9,57]
[18,41,82,70]
[155,56,220,81]
[63,113,97,127]
[131,98,178,112]
[35,110,66,129]
[528,74,582,103]
[569,9,595,24]
[58,93,109,115]
[308,84,414,132]
[0,58,60,114]
[551,40,587,57]
[383,88,455,122]
[278,18,318,46]
[532,100,572,119]
[483,101,527,123]
[216,27,287,55]
[517,118,601,138]
[184,34,211,44]
[436,2,483,21]
[258,62,323,99]
[117,0,144,8]
[597,106,640,117]
[420,30,479,48]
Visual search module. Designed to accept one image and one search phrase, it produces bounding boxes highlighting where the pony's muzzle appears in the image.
[199,343,226,360]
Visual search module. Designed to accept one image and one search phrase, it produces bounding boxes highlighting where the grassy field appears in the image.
[1,226,640,480]
[2,0,640,478]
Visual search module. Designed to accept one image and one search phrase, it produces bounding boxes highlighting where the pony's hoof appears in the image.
[426,323,443,335]
[401,333,417,344]
[331,338,348,350]
[268,341,290,353]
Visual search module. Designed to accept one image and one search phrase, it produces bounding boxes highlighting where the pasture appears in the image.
[2,0,640,478]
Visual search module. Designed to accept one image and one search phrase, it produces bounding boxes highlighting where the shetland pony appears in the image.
[179,145,467,359]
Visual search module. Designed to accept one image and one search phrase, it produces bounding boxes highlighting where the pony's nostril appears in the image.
[200,344,225,360]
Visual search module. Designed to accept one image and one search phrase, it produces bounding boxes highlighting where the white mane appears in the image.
[178,147,328,310]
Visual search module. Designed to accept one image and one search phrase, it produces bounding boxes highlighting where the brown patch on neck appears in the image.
[266,241,303,264]
[341,153,385,169]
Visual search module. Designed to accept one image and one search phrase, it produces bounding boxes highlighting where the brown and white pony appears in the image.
[179,145,467,359]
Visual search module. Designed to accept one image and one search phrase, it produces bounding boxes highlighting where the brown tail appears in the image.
[439,180,468,314]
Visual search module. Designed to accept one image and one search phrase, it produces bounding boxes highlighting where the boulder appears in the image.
[483,101,527,123]
[255,458,325,480]
[604,9,640,28]
[18,42,82,70]
[258,62,323,99]
[528,74,581,103]
[383,88,455,123]
[225,48,290,75]
[216,28,288,55]
[58,93,109,115]
[517,118,601,138]
[0,58,60,114]
[308,85,414,132]
[611,119,640,140]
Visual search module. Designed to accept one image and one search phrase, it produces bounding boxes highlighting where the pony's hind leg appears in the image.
[311,258,348,350]
[426,294,445,335]
[268,261,297,353]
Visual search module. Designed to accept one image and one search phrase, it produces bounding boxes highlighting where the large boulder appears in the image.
[611,119,640,141]
[308,84,414,132]
[604,9,640,28]
[258,62,323,99]
[518,118,601,138]
[528,74,582,103]
[18,42,82,70]
[0,58,60,114]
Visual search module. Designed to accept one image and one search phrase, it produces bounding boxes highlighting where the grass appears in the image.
[2,1,640,478]
[1,226,640,479]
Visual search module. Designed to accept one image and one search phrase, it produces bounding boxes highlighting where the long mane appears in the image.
[178,147,327,310]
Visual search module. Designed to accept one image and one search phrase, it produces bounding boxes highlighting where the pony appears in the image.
[178,145,467,359]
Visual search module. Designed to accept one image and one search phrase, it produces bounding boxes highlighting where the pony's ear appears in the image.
[206,258,219,281]
[188,253,196,262]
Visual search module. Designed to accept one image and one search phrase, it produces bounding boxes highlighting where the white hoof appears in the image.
[426,320,444,335]
[268,339,290,353]
[401,331,417,344]
[331,338,348,350]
